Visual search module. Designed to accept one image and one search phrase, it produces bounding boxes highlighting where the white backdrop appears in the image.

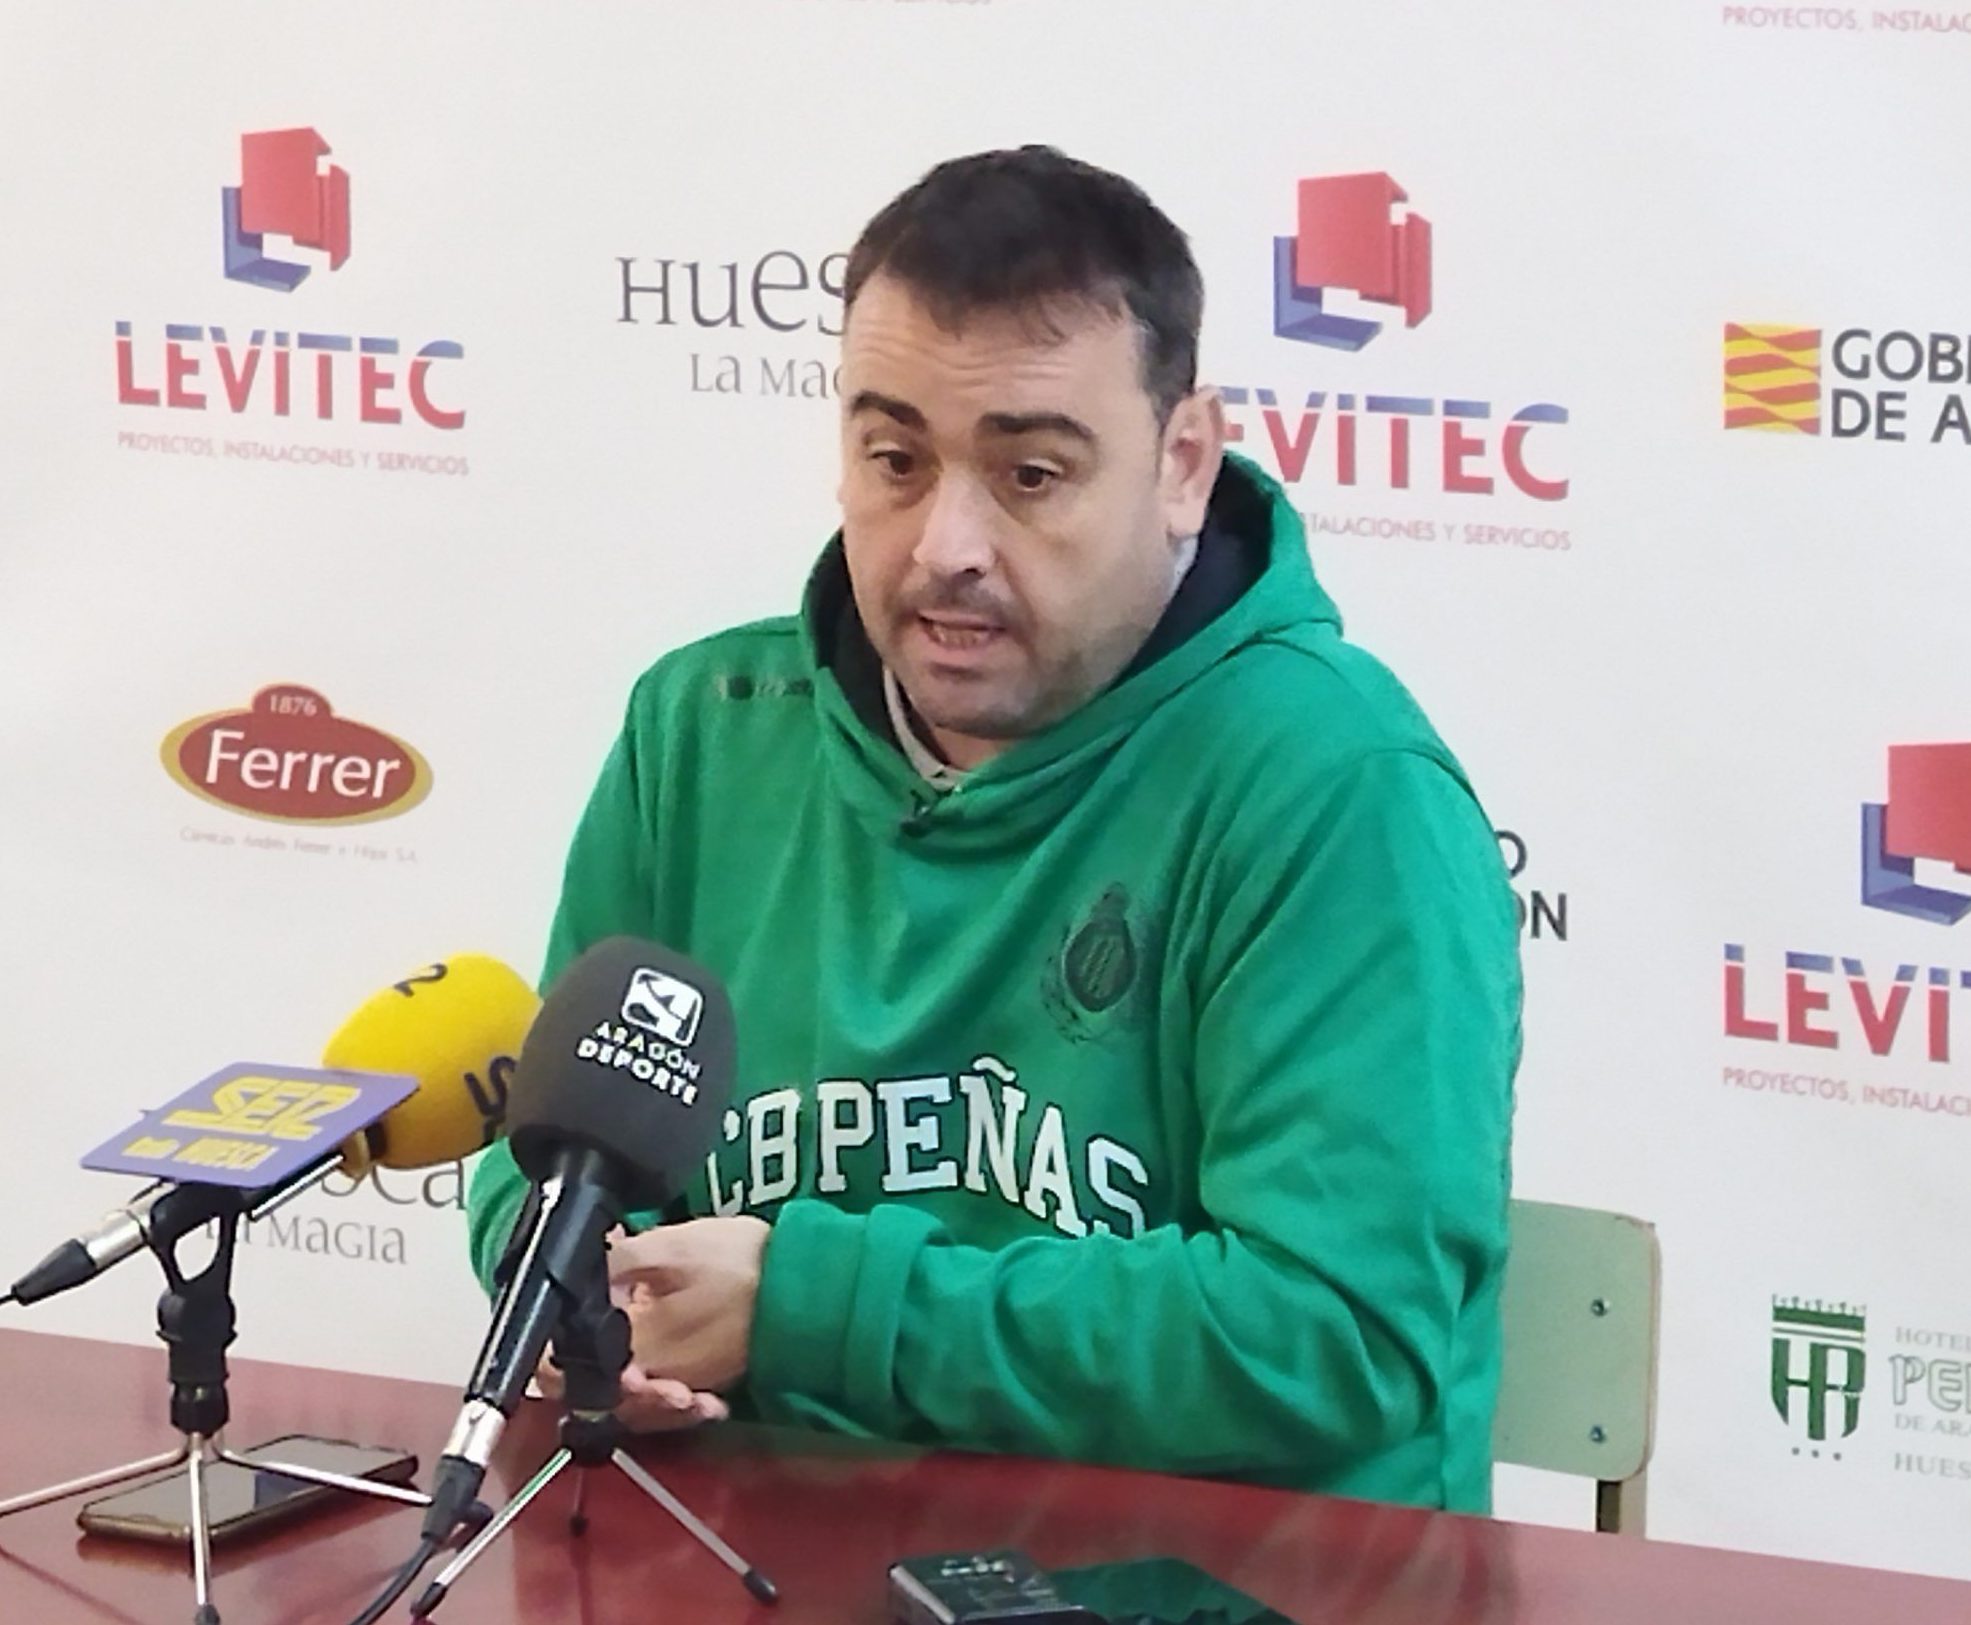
[3,0,1969,1582]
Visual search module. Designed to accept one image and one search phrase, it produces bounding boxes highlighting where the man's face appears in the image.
[837,273,1221,767]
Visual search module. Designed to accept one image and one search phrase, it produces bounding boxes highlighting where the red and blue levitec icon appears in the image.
[1219,169,1566,501]
[1273,172,1432,352]
[113,126,463,430]
[1862,743,1971,926]
[222,128,350,293]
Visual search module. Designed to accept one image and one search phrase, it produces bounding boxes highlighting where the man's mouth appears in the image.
[916,614,1006,651]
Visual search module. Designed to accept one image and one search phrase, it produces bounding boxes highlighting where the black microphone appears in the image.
[6,1174,331,1307]
[420,936,734,1545]
[10,1181,196,1306]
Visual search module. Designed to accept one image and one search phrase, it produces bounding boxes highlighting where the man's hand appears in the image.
[529,1270,731,1434]
[606,1216,771,1396]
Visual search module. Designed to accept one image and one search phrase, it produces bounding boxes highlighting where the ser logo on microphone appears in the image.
[570,966,707,1104]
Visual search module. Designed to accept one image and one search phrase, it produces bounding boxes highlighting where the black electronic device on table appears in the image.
[77,1434,418,1545]
[888,1549,1102,1624]
[1053,1555,1297,1624]
[887,1550,1296,1625]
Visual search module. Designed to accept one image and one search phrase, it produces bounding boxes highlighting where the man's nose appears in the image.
[912,475,997,578]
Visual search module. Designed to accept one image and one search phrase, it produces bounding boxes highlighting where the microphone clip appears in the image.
[0,1189,432,1623]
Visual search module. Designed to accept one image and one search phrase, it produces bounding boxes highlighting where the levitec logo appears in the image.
[161,684,432,826]
[1723,324,1821,433]
[222,128,350,292]
[1772,1298,1866,1455]
[1219,171,1569,513]
[1722,746,1971,1085]
[1273,172,1431,352]
[1723,945,1968,1066]
[113,128,465,443]
[1722,320,1971,445]
[1861,743,1971,926]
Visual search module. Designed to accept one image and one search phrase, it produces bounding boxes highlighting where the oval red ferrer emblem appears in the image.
[161,685,433,826]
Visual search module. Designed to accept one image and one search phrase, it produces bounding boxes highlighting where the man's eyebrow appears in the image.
[847,395,1098,446]
[979,411,1097,444]
[847,391,927,430]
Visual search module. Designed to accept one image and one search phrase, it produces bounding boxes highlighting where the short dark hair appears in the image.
[844,146,1203,425]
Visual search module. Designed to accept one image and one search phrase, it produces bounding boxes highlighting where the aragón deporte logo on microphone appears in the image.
[570,969,707,1103]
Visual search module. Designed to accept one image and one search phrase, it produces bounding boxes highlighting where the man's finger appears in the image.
[604,1227,671,1272]
[608,1256,692,1294]
[615,1389,729,1434]
[531,1355,566,1401]
[618,1366,695,1407]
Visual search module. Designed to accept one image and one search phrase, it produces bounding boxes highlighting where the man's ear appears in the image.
[1160,387,1226,541]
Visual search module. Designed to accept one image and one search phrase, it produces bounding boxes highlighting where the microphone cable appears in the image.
[344,1534,444,1625]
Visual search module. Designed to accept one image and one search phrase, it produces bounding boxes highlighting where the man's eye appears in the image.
[871,449,916,479]
[1011,463,1059,493]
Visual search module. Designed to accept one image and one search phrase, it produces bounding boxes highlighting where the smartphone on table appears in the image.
[887,1551,1294,1625]
[1052,1556,1296,1624]
[76,1434,418,1546]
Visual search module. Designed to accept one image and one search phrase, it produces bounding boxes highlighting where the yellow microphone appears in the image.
[5,954,539,1310]
[323,954,540,1177]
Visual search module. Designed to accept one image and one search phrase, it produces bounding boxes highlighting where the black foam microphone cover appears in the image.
[505,936,734,1211]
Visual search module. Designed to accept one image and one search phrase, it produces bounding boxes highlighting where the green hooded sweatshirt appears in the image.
[466,455,1520,1511]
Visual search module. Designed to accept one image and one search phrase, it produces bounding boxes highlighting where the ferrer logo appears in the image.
[161,685,432,826]
[222,129,350,292]
[1862,743,1971,926]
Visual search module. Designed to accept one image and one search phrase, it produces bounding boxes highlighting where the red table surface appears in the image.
[0,1328,1965,1624]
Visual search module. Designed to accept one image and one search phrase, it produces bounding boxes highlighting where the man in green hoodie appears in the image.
[467,146,1520,1512]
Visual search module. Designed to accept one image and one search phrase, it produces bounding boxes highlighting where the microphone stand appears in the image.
[407,1214,777,1617]
[0,1174,429,1625]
